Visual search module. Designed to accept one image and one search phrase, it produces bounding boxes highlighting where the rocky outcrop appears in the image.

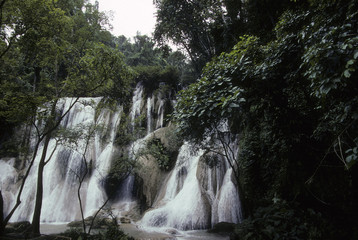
[197,152,222,195]
[134,126,181,210]
[136,154,168,208]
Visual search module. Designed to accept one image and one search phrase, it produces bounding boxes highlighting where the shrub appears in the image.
[145,138,175,171]
[233,200,329,240]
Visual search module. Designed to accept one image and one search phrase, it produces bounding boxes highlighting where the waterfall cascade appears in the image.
[139,141,242,230]
[1,82,242,231]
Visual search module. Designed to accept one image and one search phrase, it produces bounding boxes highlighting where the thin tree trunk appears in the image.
[31,132,51,236]
[78,170,87,235]
[30,99,59,236]
[87,197,110,235]
[29,97,80,235]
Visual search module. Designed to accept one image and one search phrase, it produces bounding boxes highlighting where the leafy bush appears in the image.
[115,112,146,146]
[233,201,327,240]
[64,223,134,240]
[145,138,175,171]
[172,1,358,237]
[104,154,135,198]
[134,65,180,93]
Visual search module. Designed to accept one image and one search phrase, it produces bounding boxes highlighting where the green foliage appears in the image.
[233,201,328,240]
[100,223,134,240]
[115,111,146,147]
[115,113,133,146]
[172,35,259,141]
[173,1,358,236]
[0,0,135,154]
[164,126,184,155]
[138,126,183,171]
[66,42,134,98]
[134,65,180,92]
[117,34,165,67]
[153,0,307,73]
[105,154,135,198]
[64,220,134,240]
[115,34,195,88]
[144,138,174,171]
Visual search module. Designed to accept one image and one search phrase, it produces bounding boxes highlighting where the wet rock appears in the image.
[120,217,131,224]
[165,228,179,235]
[136,153,169,207]
[67,215,113,229]
[5,221,31,233]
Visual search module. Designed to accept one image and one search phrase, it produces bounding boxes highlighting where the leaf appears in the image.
[346,59,355,68]
[343,69,351,78]
[229,103,240,108]
[354,50,358,59]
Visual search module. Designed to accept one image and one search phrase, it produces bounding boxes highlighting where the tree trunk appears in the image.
[31,132,51,236]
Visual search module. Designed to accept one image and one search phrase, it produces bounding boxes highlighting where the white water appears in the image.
[140,143,210,230]
[83,103,122,217]
[130,83,144,126]
[140,141,242,230]
[1,83,242,232]
[0,159,17,217]
[147,96,153,134]
[3,97,123,222]
[155,99,165,130]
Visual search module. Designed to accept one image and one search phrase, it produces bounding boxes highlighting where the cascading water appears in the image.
[2,97,122,222]
[130,83,144,126]
[139,140,242,230]
[155,99,165,130]
[140,143,211,230]
[0,159,17,217]
[1,83,242,234]
[147,96,153,134]
[83,102,122,217]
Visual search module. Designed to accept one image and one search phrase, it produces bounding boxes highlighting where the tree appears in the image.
[114,33,197,88]
[29,43,133,236]
[60,122,101,238]
[153,0,306,73]
[0,0,134,236]
[153,0,229,72]
[173,0,358,237]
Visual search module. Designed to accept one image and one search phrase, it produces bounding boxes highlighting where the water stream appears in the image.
[1,83,242,234]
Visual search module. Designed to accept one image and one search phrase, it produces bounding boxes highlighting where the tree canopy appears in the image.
[0,0,135,141]
[172,0,358,238]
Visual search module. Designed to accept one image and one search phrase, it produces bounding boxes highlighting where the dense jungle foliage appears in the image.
[1,0,358,239]
[169,0,358,238]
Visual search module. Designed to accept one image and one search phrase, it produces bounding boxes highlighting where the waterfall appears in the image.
[147,96,153,134]
[84,103,122,217]
[0,159,17,217]
[130,83,144,126]
[155,99,165,130]
[140,143,211,230]
[3,97,122,222]
[139,140,242,230]
[1,83,242,231]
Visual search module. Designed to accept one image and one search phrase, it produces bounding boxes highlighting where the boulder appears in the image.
[119,217,131,224]
[5,221,31,233]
